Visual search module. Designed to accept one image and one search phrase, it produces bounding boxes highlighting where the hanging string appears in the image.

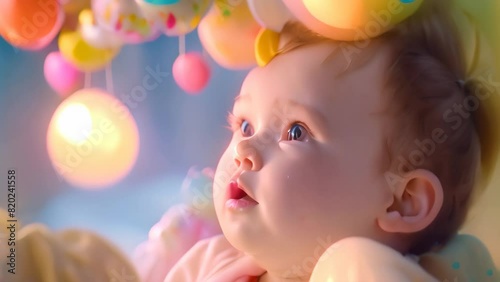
[84,71,91,88]
[179,34,186,55]
[105,63,114,94]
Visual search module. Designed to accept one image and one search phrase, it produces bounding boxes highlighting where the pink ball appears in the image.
[173,53,211,94]
[44,51,84,97]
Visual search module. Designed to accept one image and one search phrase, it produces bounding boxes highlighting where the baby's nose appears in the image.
[233,139,262,171]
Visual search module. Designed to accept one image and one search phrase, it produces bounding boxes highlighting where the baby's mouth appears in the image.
[229,181,250,199]
[227,181,258,209]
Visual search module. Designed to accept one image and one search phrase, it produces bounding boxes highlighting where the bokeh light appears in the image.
[46,88,140,189]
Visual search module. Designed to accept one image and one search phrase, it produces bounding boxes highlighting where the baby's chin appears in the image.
[220,222,275,259]
[226,232,328,278]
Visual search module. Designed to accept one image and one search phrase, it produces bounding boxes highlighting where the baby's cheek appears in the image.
[213,153,235,195]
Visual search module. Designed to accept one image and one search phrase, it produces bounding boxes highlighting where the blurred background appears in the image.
[0,33,248,256]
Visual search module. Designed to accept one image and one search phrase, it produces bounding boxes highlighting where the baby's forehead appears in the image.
[240,44,344,96]
[234,45,393,136]
[240,41,393,105]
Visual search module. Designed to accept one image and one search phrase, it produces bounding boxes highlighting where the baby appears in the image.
[164,1,495,281]
[0,2,497,282]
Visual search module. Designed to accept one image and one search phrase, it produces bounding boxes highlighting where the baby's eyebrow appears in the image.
[234,94,251,103]
[285,99,329,132]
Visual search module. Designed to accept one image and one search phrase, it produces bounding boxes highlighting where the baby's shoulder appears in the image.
[310,237,438,282]
[311,235,498,282]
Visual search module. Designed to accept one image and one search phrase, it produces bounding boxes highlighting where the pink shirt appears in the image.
[164,235,265,282]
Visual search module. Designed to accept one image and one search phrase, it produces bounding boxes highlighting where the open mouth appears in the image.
[226,180,258,210]
[229,181,249,199]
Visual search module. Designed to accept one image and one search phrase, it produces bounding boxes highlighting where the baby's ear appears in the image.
[377,169,444,234]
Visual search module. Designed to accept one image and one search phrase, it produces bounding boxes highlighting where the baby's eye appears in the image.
[226,113,254,137]
[241,120,254,137]
[287,123,309,141]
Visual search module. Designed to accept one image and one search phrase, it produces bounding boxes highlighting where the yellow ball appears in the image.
[286,0,424,40]
[46,88,140,189]
[58,29,120,72]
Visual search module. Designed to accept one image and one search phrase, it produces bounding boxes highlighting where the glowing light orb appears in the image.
[47,88,140,189]
[56,103,92,142]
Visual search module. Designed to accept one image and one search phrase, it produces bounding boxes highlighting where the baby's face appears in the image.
[213,41,395,275]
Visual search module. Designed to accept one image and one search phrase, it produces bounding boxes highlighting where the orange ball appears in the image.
[0,0,62,49]
[46,88,140,189]
[198,2,261,69]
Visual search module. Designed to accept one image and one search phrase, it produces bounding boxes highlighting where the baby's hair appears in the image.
[276,0,485,255]
[381,1,482,254]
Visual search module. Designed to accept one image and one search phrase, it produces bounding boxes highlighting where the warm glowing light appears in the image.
[56,103,92,143]
[47,88,140,189]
